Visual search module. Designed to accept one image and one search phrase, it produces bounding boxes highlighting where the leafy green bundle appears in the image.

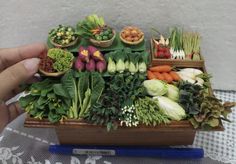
[19,70,105,122]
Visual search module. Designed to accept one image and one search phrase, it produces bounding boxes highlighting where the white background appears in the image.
[0,0,235,90]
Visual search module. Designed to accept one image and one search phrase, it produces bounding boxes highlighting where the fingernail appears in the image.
[23,58,40,73]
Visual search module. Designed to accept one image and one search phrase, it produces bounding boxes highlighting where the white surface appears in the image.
[0,0,236,90]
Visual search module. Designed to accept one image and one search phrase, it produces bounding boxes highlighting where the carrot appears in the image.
[147,70,156,80]
[153,72,165,81]
[162,72,173,83]
[169,71,181,81]
[149,65,172,72]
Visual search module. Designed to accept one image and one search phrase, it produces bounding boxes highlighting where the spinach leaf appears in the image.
[61,70,78,118]
[53,84,70,98]
[90,72,105,105]
[77,72,90,110]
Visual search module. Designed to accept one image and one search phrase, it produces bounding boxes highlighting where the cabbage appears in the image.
[138,62,147,73]
[143,80,168,96]
[116,59,125,73]
[129,62,137,74]
[107,58,116,73]
[125,60,129,70]
[166,84,179,102]
[153,96,186,121]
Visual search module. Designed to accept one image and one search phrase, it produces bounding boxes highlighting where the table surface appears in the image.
[0,90,235,164]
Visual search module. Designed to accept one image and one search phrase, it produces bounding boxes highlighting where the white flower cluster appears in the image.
[120,105,139,127]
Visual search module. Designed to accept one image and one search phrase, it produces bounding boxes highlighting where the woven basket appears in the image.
[89,29,116,48]
[120,31,144,45]
[49,37,79,48]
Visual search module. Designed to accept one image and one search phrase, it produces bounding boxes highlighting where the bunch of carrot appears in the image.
[147,65,181,83]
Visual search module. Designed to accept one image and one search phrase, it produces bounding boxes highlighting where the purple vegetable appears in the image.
[78,46,90,62]
[86,59,95,72]
[87,46,104,61]
[96,61,107,73]
[74,58,85,72]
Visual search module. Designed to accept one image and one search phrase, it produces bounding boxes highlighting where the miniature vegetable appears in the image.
[107,57,116,73]
[143,80,168,97]
[74,58,85,72]
[153,96,186,121]
[19,79,71,122]
[169,27,185,59]
[61,70,78,118]
[149,65,172,72]
[86,59,96,72]
[49,25,77,46]
[183,32,201,60]
[88,46,104,61]
[135,97,170,126]
[77,14,114,41]
[178,81,204,115]
[78,46,90,63]
[166,84,179,102]
[96,61,106,73]
[120,26,144,43]
[45,48,74,72]
[189,96,235,129]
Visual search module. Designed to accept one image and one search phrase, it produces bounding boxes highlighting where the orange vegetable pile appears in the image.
[147,65,180,83]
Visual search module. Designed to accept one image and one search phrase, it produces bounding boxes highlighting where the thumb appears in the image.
[0,58,40,100]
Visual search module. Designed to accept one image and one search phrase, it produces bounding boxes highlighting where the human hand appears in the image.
[0,43,47,132]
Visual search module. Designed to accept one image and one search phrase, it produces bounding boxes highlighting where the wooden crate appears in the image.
[25,117,197,146]
[24,45,223,146]
[150,39,205,68]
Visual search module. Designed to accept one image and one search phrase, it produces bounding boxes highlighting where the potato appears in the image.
[131,30,138,36]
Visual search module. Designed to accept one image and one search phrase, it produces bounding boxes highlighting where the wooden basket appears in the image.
[89,30,116,48]
[150,39,205,67]
[120,32,144,45]
[49,37,79,48]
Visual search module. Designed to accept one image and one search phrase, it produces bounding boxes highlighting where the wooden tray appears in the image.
[23,46,223,146]
[25,117,196,146]
[150,39,205,67]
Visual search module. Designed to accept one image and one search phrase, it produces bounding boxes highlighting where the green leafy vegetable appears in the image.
[47,49,74,72]
[178,81,204,115]
[61,70,78,118]
[143,79,168,97]
[135,97,170,126]
[189,96,235,129]
[153,96,186,121]
[19,78,71,123]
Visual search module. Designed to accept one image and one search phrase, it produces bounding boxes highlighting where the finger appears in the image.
[7,102,24,122]
[0,103,9,132]
[3,76,41,101]
[0,58,40,100]
[0,102,23,132]
[0,43,47,72]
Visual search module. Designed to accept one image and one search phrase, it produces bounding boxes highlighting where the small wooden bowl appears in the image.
[49,37,79,48]
[120,32,144,45]
[39,68,70,77]
[89,29,116,48]
[39,61,73,77]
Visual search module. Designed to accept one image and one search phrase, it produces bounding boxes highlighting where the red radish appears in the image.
[157,44,165,52]
[164,52,171,59]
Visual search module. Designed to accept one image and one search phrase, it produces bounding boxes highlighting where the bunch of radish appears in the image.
[153,35,171,59]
